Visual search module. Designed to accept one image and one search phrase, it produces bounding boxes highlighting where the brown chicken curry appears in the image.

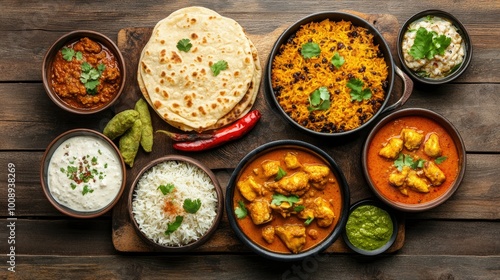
[233,148,342,254]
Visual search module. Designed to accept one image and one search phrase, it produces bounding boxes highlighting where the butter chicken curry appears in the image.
[233,148,342,254]
[366,115,460,204]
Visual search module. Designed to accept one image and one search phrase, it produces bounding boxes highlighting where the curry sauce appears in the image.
[233,148,343,254]
[50,37,121,110]
[367,116,460,204]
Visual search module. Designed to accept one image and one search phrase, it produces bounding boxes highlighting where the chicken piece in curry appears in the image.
[401,128,424,151]
[379,137,403,159]
[424,133,442,158]
[379,128,447,196]
[234,149,342,254]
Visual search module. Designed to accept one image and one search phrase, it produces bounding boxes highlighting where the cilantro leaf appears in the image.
[165,216,183,235]
[271,194,300,206]
[294,205,305,212]
[304,216,314,226]
[275,167,287,181]
[183,198,202,214]
[75,51,83,60]
[81,62,92,72]
[409,27,452,60]
[301,42,321,59]
[435,156,448,164]
[330,52,345,69]
[177,38,192,52]
[394,153,426,171]
[211,60,228,76]
[61,47,75,61]
[158,183,175,195]
[82,185,94,196]
[308,86,331,111]
[235,200,248,219]
[347,78,372,102]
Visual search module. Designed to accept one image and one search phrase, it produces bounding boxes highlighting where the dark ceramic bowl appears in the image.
[362,108,466,212]
[397,10,472,85]
[42,30,126,114]
[226,140,350,261]
[128,155,224,252]
[342,199,398,256]
[266,12,413,138]
[40,129,126,218]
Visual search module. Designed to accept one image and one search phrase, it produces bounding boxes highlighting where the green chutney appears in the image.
[345,205,393,251]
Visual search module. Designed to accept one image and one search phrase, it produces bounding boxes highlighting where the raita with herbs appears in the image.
[47,135,123,212]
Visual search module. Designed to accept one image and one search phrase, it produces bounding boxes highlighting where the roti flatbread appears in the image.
[138,6,258,131]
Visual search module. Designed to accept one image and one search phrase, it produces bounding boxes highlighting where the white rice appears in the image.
[132,160,218,246]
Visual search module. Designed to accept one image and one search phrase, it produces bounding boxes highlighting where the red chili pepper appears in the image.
[156,130,214,142]
[173,110,262,152]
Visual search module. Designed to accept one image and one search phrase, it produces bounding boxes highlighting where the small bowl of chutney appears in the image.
[342,199,398,256]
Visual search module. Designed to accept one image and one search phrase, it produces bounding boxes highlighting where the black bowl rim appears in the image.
[39,128,126,218]
[225,139,351,262]
[42,30,126,114]
[265,11,398,138]
[128,155,224,252]
[396,9,473,85]
[341,198,398,256]
[361,108,467,212]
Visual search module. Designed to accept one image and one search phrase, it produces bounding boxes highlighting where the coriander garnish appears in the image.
[275,167,287,181]
[165,215,183,235]
[211,60,228,76]
[80,62,105,95]
[301,42,321,59]
[234,200,248,219]
[347,78,372,102]
[183,198,202,214]
[157,183,175,195]
[271,194,300,206]
[176,38,192,52]
[308,86,331,111]
[330,52,345,69]
[409,27,451,60]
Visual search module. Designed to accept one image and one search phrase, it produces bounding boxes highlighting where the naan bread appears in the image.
[138,6,258,131]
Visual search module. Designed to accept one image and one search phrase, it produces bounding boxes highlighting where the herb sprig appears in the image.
[347,78,372,102]
[409,27,452,60]
[234,200,248,219]
[301,42,321,59]
[308,86,331,111]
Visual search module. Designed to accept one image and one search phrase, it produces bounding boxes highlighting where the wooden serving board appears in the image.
[111,11,406,254]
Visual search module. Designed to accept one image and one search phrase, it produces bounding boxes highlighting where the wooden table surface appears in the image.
[0,1,498,279]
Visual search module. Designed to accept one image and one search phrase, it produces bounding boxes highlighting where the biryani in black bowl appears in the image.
[266,11,413,138]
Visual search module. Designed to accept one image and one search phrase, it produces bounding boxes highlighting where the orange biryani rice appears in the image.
[271,19,389,133]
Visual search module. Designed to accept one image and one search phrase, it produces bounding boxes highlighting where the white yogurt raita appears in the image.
[47,135,123,212]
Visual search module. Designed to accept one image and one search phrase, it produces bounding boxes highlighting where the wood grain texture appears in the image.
[1,254,498,279]
[0,1,499,278]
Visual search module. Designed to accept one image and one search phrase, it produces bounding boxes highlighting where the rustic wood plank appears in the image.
[0,219,496,256]
[1,254,498,279]
[0,82,498,153]
[0,1,499,82]
[0,151,497,219]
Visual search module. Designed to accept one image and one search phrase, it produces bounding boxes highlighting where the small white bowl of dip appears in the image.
[40,128,126,218]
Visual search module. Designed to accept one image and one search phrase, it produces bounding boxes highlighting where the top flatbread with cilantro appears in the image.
[138,6,259,131]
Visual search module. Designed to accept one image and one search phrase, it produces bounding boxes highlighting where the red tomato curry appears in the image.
[366,116,460,204]
[50,37,121,110]
[233,148,343,254]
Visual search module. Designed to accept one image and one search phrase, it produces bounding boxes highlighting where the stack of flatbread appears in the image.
[137,6,261,132]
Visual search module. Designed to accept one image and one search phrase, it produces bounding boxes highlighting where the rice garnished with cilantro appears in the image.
[271,19,389,133]
[132,160,218,246]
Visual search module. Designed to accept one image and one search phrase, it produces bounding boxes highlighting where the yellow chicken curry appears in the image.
[366,116,460,204]
[233,148,342,254]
